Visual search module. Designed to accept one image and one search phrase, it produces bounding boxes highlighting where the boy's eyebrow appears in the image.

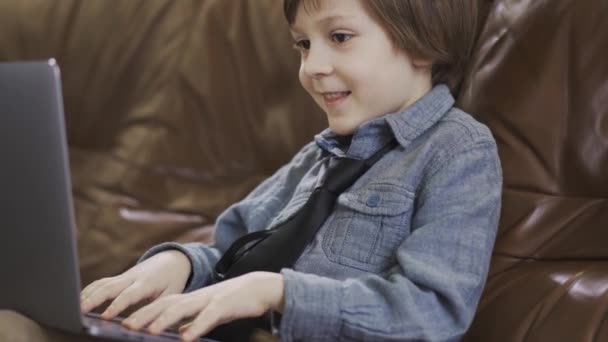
[318,14,354,26]
[290,14,356,34]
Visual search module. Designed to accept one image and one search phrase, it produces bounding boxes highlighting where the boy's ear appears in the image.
[412,58,433,69]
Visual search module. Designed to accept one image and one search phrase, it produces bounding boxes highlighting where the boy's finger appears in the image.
[148,298,202,335]
[80,278,110,305]
[124,298,171,331]
[178,322,192,332]
[180,307,220,342]
[101,283,154,320]
[81,279,133,313]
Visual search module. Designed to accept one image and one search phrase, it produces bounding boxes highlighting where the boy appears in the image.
[2,0,501,341]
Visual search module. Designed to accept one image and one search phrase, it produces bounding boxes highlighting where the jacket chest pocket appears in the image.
[322,183,414,273]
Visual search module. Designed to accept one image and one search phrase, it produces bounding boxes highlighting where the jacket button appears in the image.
[367,193,380,207]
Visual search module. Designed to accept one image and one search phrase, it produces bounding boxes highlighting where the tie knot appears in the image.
[318,139,398,193]
[319,157,368,194]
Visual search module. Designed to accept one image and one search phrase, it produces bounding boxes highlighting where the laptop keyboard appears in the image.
[84,312,201,341]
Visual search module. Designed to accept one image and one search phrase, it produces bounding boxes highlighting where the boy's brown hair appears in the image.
[284,0,487,94]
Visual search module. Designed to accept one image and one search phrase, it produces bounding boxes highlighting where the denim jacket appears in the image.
[141,85,503,341]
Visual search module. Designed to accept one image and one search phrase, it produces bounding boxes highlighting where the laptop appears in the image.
[0,60,215,341]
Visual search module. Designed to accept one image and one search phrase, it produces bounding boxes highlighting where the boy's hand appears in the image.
[122,272,285,342]
[80,250,192,319]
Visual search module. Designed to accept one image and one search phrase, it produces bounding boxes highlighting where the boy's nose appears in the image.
[302,47,333,78]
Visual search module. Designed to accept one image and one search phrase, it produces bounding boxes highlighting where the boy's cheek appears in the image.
[298,69,308,89]
[300,80,318,102]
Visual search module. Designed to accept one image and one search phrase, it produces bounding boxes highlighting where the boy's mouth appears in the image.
[322,91,351,106]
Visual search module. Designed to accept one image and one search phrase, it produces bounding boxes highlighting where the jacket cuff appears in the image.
[279,269,342,341]
[138,242,210,292]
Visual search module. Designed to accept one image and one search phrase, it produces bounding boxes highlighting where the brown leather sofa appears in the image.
[460,1,608,340]
[0,0,325,288]
[1,0,607,341]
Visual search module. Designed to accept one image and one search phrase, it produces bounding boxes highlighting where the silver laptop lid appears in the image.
[0,59,84,334]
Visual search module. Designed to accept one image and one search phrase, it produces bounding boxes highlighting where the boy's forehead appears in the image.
[290,0,363,31]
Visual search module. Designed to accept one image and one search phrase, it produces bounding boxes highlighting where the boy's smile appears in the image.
[321,91,351,107]
[290,0,433,135]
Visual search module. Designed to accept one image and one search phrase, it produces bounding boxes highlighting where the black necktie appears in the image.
[206,139,398,341]
[212,138,398,282]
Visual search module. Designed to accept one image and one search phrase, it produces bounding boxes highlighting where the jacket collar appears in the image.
[315,84,455,159]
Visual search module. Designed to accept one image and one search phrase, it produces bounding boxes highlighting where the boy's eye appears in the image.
[293,39,311,51]
[331,33,353,44]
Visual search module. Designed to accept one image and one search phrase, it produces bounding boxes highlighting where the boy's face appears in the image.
[290,0,432,135]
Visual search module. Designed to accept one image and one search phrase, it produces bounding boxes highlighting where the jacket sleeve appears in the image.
[278,141,503,341]
[139,142,321,291]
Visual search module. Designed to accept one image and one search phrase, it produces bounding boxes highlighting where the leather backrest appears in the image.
[459,1,608,340]
[0,0,325,284]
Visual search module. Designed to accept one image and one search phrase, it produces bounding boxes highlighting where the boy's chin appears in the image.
[327,120,358,136]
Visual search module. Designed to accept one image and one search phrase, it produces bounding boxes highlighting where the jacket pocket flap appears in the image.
[337,183,413,216]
